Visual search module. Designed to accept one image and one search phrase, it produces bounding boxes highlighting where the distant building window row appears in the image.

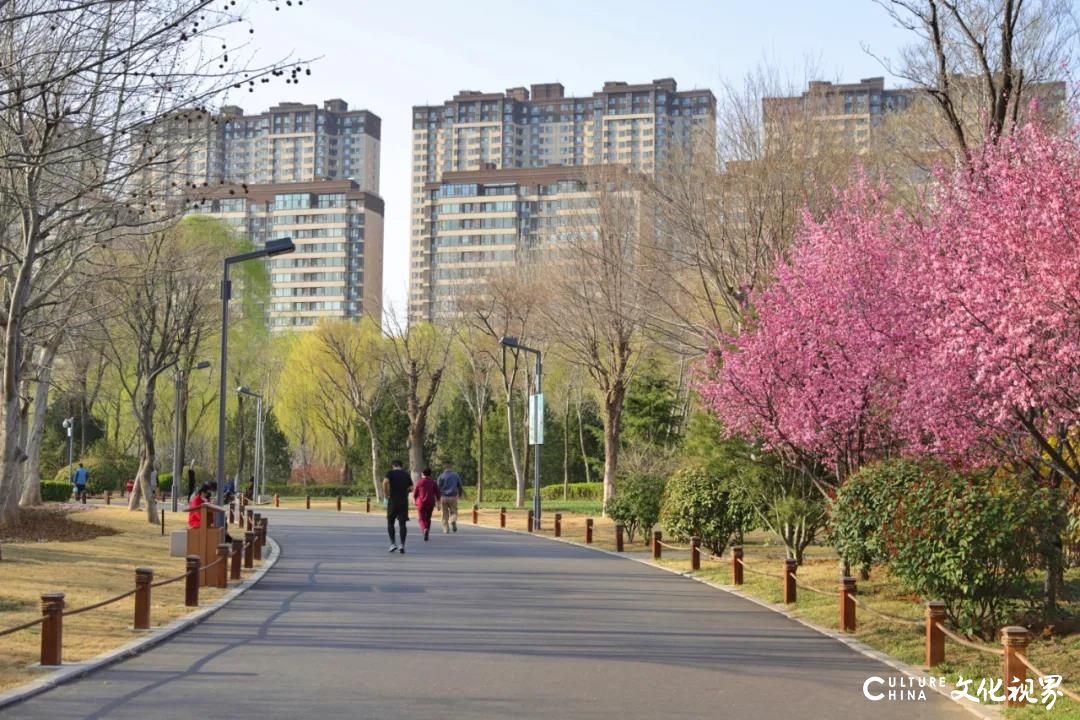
[436,217,516,231]
[437,201,516,214]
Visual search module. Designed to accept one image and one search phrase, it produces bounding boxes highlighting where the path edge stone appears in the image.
[0,537,281,711]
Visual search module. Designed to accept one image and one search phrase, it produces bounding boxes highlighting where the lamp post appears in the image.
[237,386,263,502]
[216,238,294,523]
[172,361,211,512]
[499,336,542,529]
[62,418,74,484]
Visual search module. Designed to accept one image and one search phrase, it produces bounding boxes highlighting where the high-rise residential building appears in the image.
[410,78,716,323]
[191,180,383,330]
[136,99,384,330]
[761,76,1068,156]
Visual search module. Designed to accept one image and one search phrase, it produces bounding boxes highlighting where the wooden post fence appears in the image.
[500,507,506,528]
[527,510,534,533]
[105,491,111,505]
[615,524,625,552]
[472,504,479,524]
[1002,626,1032,707]
[366,496,371,513]
[731,546,743,585]
[305,495,310,510]
[336,496,342,512]
[215,544,230,588]
[244,531,256,569]
[925,601,946,667]
[690,536,700,571]
[585,518,593,544]
[783,559,797,604]
[40,592,64,666]
[184,555,200,607]
[274,494,279,508]
[652,531,661,559]
[840,576,857,632]
[231,539,243,580]
[134,568,153,630]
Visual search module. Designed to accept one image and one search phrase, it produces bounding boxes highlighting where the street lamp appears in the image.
[216,238,294,521]
[172,361,211,512]
[499,336,543,529]
[237,386,264,502]
[62,417,74,485]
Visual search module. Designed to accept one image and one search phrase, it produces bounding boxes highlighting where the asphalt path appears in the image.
[8,510,970,720]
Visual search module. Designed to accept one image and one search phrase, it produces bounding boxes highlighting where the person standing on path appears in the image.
[436,463,464,533]
[383,460,413,553]
[72,463,89,503]
[413,468,440,542]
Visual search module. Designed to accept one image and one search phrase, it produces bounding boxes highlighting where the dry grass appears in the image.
[0,506,265,693]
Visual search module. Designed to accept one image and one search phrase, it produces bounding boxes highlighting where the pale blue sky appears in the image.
[223,0,916,320]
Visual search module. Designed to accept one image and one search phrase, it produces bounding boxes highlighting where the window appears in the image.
[275,193,310,210]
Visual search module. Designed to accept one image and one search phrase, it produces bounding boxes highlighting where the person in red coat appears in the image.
[413,468,440,542]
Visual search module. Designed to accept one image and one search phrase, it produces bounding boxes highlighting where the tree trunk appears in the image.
[128,376,159,523]
[576,396,591,485]
[235,395,247,489]
[476,415,484,503]
[363,418,382,501]
[20,349,58,507]
[601,388,625,510]
[563,393,571,500]
[505,391,524,508]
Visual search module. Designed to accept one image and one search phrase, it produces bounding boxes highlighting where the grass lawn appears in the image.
[0,504,266,693]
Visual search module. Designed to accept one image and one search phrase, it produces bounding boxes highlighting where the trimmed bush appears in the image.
[262,484,368,498]
[829,458,921,575]
[880,463,1051,637]
[54,454,139,495]
[41,481,73,502]
[661,465,743,555]
[158,472,173,492]
[540,482,602,501]
[605,473,664,543]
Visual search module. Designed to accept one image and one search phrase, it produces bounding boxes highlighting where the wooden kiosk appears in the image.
[184,503,226,586]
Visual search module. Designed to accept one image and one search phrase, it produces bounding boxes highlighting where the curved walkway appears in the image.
[8,511,969,719]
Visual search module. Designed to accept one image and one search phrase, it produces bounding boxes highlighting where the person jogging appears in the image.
[413,468,440,542]
[383,461,413,554]
[436,463,464,533]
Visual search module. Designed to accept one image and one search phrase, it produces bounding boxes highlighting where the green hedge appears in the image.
[481,483,603,503]
[41,481,73,502]
[54,455,138,495]
[262,484,370,498]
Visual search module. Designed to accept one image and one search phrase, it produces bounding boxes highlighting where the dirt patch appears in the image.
[0,508,118,543]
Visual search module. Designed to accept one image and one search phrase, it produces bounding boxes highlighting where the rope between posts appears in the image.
[62,588,138,617]
[933,621,1003,656]
[1014,652,1080,704]
[847,595,924,626]
[657,540,690,551]
[734,557,786,580]
[787,573,841,597]
[0,616,45,638]
[150,571,188,588]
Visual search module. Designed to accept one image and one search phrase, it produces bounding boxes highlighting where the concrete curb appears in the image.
[0,537,281,711]
[473,522,998,720]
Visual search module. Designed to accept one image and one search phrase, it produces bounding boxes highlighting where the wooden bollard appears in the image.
[1002,626,1033,707]
[840,576,857,632]
[472,504,479,524]
[731,546,744,585]
[160,508,165,536]
[783,558,797,604]
[615,524,625,552]
[690,536,700,570]
[554,513,562,537]
[274,494,280,508]
[215,544,230,588]
[244,531,256,569]
[366,496,371,513]
[134,567,153,630]
[925,601,946,667]
[652,530,662,559]
[336,495,342,512]
[499,507,506,528]
[228,503,235,525]
[585,518,593,544]
[105,490,111,505]
[527,510,534,533]
[231,539,243,580]
[184,555,200,607]
[254,525,263,561]
[40,592,65,666]
[246,509,254,531]
[305,495,311,509]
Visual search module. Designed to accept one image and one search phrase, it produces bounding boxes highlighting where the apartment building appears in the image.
[191,180,383,330]
[137,99,384,329]
[410,78,715,323]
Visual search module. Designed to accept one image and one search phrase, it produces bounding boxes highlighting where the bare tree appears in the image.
[450,325,496,502]
[870,0,1077,153]
[0,0,310,526]
[384,314,455,478]
[539,166,659,507]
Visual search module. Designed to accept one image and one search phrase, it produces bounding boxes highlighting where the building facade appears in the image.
[410,78,715,323]
[137,99,384,330]
[192,180,383,330]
